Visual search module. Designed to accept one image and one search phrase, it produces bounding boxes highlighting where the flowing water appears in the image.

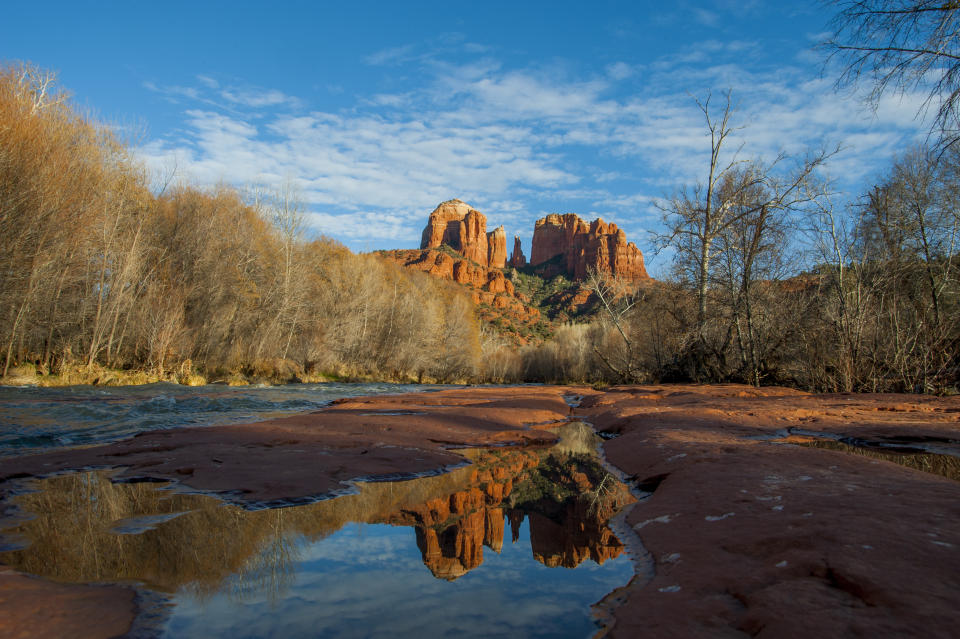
[0,384,637,638]
[0,382,448,458]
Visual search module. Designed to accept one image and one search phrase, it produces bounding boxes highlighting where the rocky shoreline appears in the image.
[1,384,959,638]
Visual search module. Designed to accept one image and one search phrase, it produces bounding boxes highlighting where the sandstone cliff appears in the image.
[420,199,490,266]
[487,225,507,269]
[530,213,648,281]
[396,201,651,345]
[509,236,526,268]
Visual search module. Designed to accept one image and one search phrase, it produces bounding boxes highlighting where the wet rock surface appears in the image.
[1,383,959,637]
[0,420,634,638]
[0,386,568,505]
[580,384,960,638]
[0,566,137,639]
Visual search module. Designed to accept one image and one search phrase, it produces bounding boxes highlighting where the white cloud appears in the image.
[143,81,202,102]
[694,8,720,27]
[221,88,300,108]
[137,41,930,254]
[364,44,418,66]
[196,75,219,89]
[606,62,633,81]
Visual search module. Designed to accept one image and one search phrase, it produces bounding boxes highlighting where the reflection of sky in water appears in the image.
[165,518,632,639]
[0,409,633,637]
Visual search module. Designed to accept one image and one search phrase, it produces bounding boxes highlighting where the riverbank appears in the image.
[1,384,958,637]
[0,361,406,388]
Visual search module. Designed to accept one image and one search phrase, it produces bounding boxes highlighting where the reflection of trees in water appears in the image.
[504,451,635,570]
[552,421,600,456]
[797,439,960,482]
[0,467,481,594]
[0,426,635,593]
[229,509,300,605]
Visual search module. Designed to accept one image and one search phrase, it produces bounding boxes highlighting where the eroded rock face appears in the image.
[530,213,648,281]
[509,236,527,268]
[528,510,626,568]
[420,199,490,266]
[487,226,507,269]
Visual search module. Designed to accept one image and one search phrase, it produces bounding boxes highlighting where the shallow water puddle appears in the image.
[0,423,635,638]
[778,436,960,482]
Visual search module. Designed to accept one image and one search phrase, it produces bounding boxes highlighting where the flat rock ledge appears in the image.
[1,383,959,638]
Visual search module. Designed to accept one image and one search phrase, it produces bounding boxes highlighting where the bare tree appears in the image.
[12,63,67,114]
[656,91,742,336]
[657,92,835,346]
[823,1,960,150]
[714,172,793,386]
[806,197,880,391]
[586,269,645,383]
[855,146,960,389]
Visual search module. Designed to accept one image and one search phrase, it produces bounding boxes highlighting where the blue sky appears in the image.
[2,1,929,275]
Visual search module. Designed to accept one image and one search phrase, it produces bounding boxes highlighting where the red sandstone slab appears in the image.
[581,384,960,638]
[0,386,570,505]
[0,566,136,639]
[2,383,959,637]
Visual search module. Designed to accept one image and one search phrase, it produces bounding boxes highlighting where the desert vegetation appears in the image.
[0,64,479,385]
[499,154,959,391]
[486,2,960,392]
[495,95,959,392]
[1,46,957,392]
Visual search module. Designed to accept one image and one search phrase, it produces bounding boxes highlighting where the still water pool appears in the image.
[0,384,637,638]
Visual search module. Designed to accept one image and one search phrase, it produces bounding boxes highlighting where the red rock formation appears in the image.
[509,236,526,268]
[0,567,138,639]
[485,508,505,553]
[530,213,648,281]
[485,271,514,295]
[487,225,507,269]
[415,509,486,580]
[528,511,626,568]
[420,199,489,266]
[530,213,586,267]
[400,450,542,580]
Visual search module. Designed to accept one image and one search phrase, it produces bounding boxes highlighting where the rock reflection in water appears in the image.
[401,439,635,581]
[0,423,635,637]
